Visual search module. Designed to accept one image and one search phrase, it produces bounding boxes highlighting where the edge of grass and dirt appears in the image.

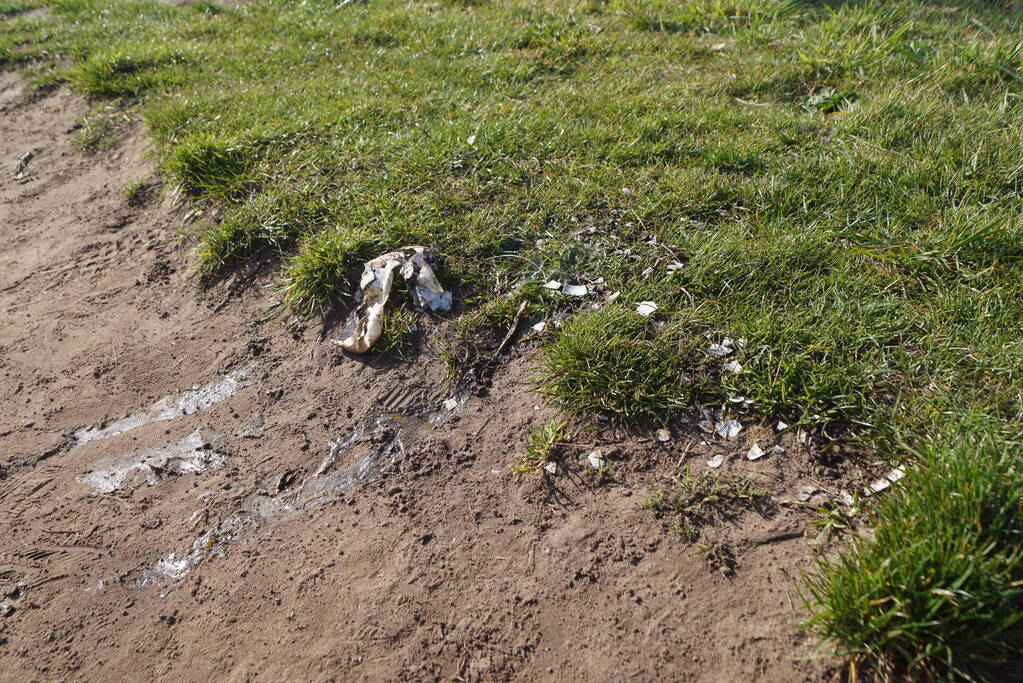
[4,0,1023,678]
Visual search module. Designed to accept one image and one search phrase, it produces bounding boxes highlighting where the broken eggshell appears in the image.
[635,301,658,316]
[714,418,742,439]
[562,283,588,297]
[746,443,765,461]
[706,343,733,357]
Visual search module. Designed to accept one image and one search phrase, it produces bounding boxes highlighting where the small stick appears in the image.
[494,300,529,356]
[471,414,493,437]
[93,493,134,508]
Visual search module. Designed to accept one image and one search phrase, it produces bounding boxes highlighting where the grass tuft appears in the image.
[164,134,252,201]
[645,467,769,540]
[67,49,189,98]
[804,416,1023,680]
[538,306,708,421]
[275,228,376,319]
[515,420,569,474]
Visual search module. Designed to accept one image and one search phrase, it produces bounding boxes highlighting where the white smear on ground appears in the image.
[79,428,225,494]
[74,363,256,447]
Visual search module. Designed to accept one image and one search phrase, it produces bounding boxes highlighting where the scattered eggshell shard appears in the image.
[562,283,588,296]
[770,445,786,456]
[706,343,732,357]
[635,301,658,316]
[866,467,907,495]
[867,478,890,494]
[543,280,563,290]
[606,291,621,303]
[543,461,558,475]
[723,360,743,373]
[776,420,788,431]
[714,419,742,439]
[707,454,724,468]
[746,443,765,460]
[795,485,819,502]
[532,321,547,333]
[655,428,671,442]
[587,450,606,469]
[666,261,685,272]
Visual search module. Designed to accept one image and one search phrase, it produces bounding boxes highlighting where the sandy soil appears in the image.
[0,72,850,681]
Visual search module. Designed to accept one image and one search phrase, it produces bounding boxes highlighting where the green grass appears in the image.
[72,99,130,149]
[4,0,1023,677]
[804,414,1023,680]
[122,177,157,206]
[645,466,768,541]
[516,419,569,473]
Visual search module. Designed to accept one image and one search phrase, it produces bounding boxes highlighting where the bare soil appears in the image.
[0,73,852,681]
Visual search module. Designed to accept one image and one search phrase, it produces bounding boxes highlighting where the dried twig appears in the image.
[494,300,529,356]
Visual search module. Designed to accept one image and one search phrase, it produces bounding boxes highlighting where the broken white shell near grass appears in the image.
[746,443,765,460]
[707,454,724,468]
[723,360,743,373]
[543,280,562,290]
[666,261,685,272]
[867,478,890,494]
[865,468,907,495]
[770,445,785,456]
[543,461,558,475]
[656,428,671,442]
[562,283,588,296]
[635,301,658,316]
[532,321,547,333]
[776,420,788,431]
[587,450,606,469]
[714,419,742,439]
[333,247,451,354]
[706,343,732,357]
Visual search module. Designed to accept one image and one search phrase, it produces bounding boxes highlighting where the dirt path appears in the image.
[0,74,837,681]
